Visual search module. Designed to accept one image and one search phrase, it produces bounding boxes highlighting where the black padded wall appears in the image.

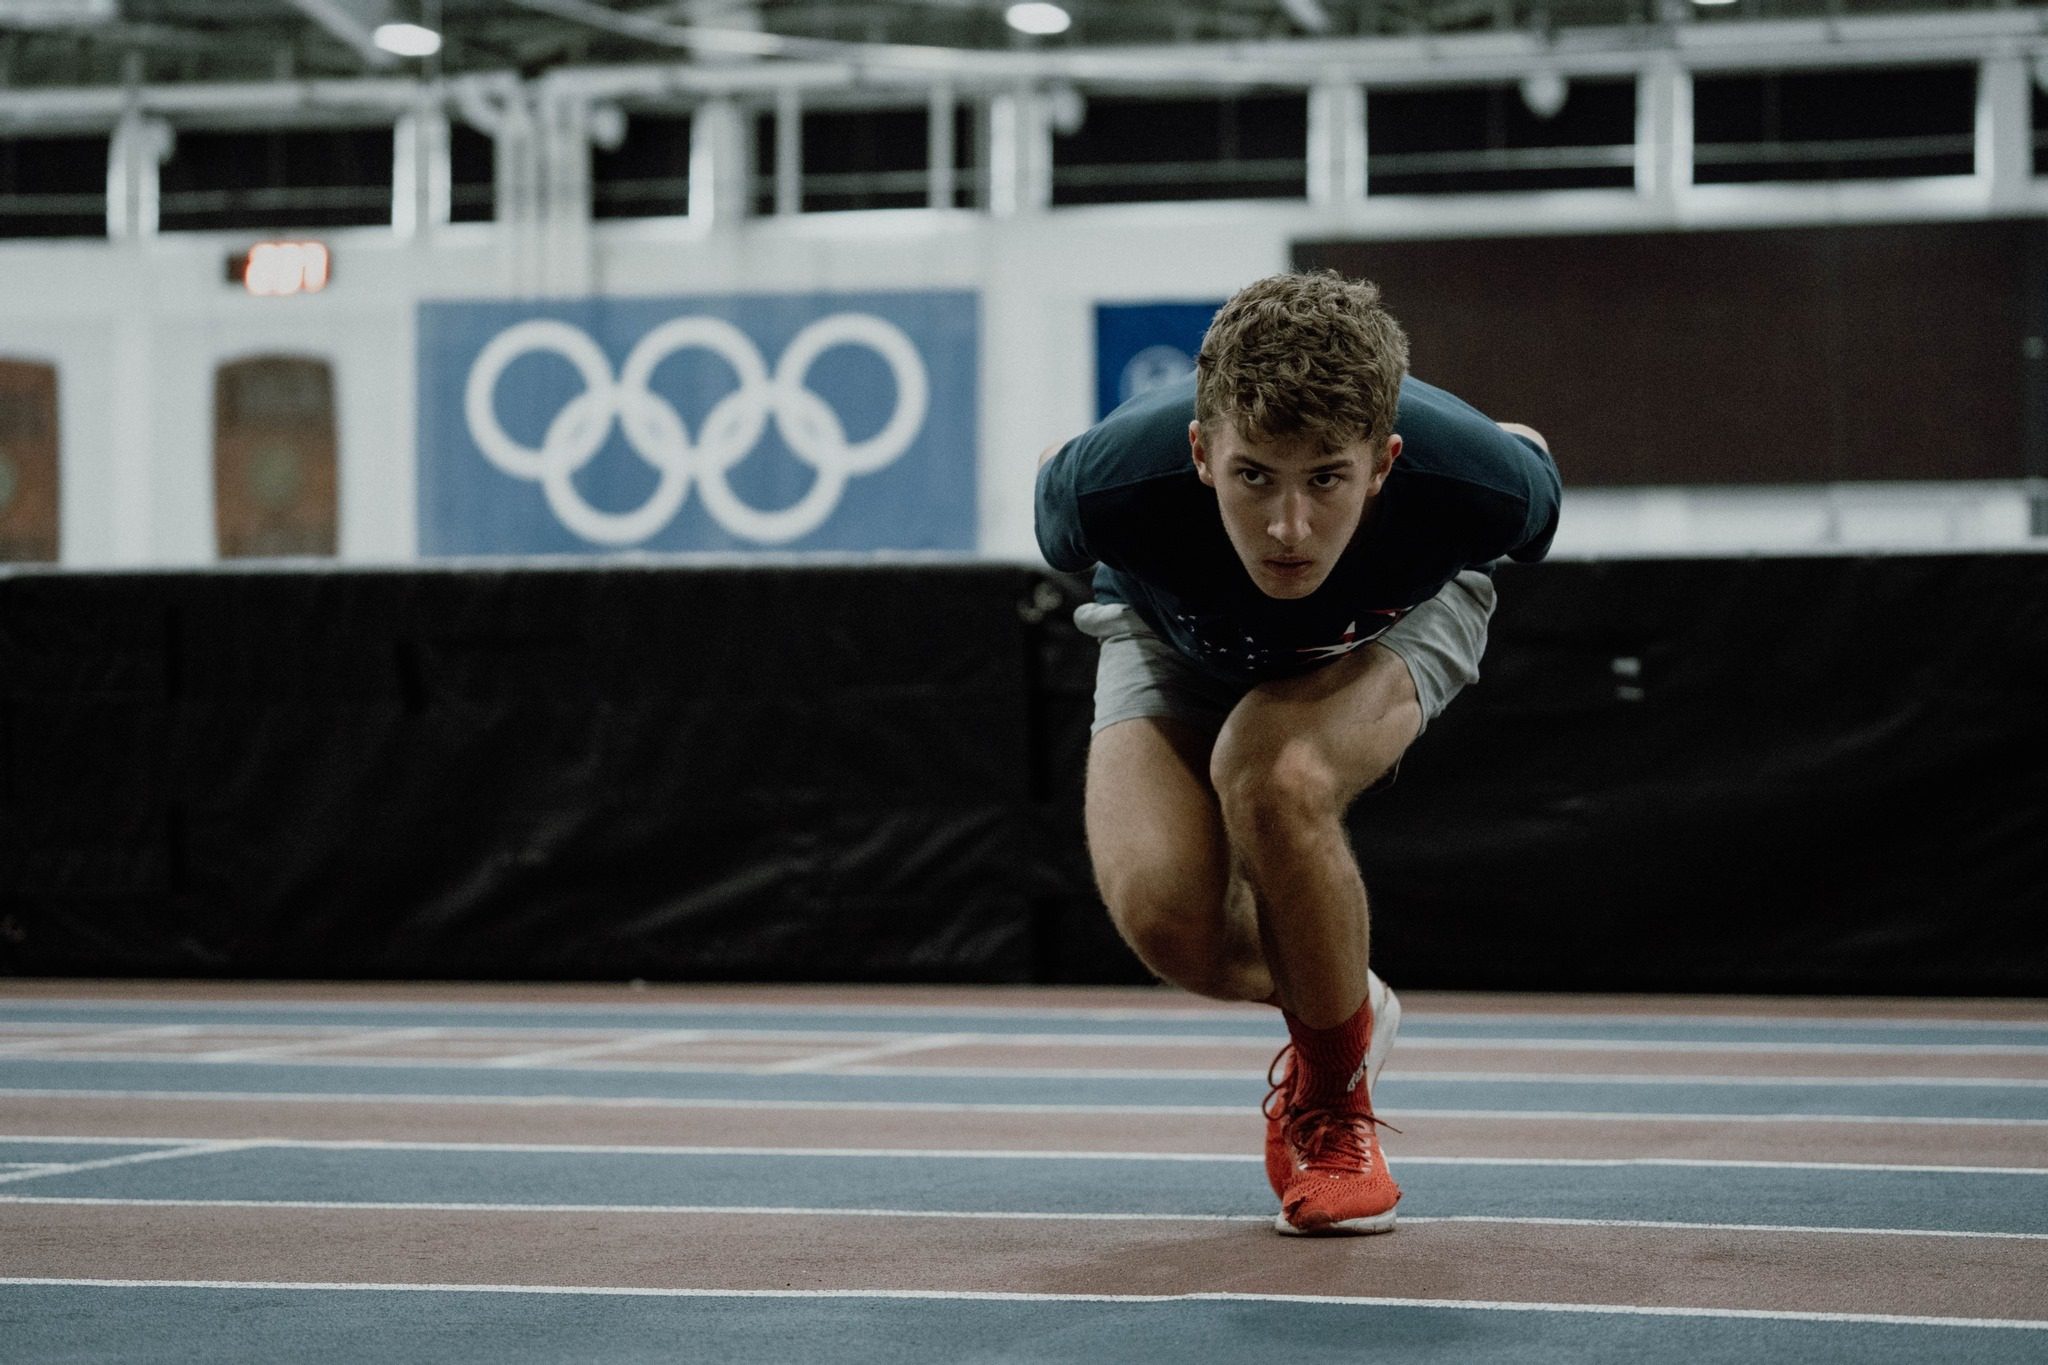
[3,556,2044,993]
[0,564,1083,983]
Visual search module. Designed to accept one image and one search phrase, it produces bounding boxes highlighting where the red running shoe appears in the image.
[1274,1104,1401,1235]
[1262,970,1401,1199]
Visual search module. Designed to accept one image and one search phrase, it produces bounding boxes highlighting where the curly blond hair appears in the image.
[1195,271,1410,455]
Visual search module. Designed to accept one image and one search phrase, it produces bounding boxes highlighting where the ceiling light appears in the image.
[1688,0,1739,7]
[373,22,442,57]
[1005,3,1072,36]
[1518,71,1568,120]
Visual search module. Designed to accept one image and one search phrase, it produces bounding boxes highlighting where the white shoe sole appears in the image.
[1273,1208,1399,1236]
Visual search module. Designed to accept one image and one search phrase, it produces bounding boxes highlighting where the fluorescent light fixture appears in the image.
[1689,0,1739,7]
[373,21,442,57]
[1005,3,1072,36]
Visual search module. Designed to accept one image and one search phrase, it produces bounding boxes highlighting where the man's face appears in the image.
[1190,419,1398,600]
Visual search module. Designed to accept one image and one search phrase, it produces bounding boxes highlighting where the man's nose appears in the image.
[1268,488,1311,547]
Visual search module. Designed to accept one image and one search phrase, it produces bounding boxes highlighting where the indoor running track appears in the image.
[0,980,2044,1363]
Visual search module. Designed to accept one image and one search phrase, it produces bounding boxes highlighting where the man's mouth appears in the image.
[1263,557,1314,577]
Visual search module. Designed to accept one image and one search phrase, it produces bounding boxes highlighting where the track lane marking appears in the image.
[189,1028,449,1063]
[759,1034,973,1073]
[0,1026,200,1056]
[0,1133,2041,1176]
[1,1088,2044,1123]
[2,1195,2043,1241]
[0,1141,256,1187]
[4,996,2044,1032]
[8,1050,2045,1087]
[481,1031,712,1068]
[2,1276,2045,1328]
[8,1020,2047,1056]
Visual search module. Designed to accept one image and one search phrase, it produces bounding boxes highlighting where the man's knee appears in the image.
[1211,737,1344,852]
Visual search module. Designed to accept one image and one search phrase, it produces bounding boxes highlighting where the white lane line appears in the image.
[760,1035,973,1074]
[5,996,2045,1031]
[0,1087,2045,1125]
[13,1048,2046,1089]
[483,1032,712,1069]
[0,1196,2043,1243]
[3,1134,2041,1177]
[0,1195,1257,1222]
[190,1029,449,1063]
[1,1278,2041,1331]
[0,1141,257,1187]
[1401,1215,2048,1240]
[7,1021,2048,1058]
[821,1066,2048,1088]
[0,1026,200,1056]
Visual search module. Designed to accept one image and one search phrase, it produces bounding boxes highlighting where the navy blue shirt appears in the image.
[1034,374,1561,685]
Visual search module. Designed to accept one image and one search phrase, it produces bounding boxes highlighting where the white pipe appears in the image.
[0,10,2045,132]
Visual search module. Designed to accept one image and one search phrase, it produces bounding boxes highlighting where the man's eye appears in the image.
[1236,469,1268,487]
[1311,473,1345,490]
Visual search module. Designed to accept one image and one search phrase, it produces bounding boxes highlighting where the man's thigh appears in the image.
[1083,716,1228,911]
[1216,568,1497,802]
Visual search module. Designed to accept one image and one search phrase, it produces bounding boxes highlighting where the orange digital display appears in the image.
[229,241,332,297]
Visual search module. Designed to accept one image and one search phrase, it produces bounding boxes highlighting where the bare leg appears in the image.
[1084,716,1274,1002]
[1210,643,1420,1028]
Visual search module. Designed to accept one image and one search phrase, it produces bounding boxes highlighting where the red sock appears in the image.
[1284,995,1375,1111]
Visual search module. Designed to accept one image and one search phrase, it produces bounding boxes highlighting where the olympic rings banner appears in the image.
[417,291,978,554]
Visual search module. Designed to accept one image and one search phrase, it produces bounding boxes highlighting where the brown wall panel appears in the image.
[0,359,59,563]
[1297,222,2037,487]
[213,356,338,559]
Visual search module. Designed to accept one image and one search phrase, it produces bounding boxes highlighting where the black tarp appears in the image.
[3,554,2044,992]
[1,564,1064,981]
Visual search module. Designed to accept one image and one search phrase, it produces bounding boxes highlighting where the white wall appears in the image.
[0,194,2039,567]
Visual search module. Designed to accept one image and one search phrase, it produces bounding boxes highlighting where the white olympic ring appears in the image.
[462,311,931,545]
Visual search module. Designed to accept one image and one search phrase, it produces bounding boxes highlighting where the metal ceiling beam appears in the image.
[0,6,2043,129]
[282,0,401,69]
[1278,0,1336,33]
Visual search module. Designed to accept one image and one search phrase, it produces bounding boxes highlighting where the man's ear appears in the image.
[1189,419,1217,487]
[1369,433,1402,493]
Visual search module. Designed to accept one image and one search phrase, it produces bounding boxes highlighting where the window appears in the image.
[0,136,106,239]
[1693,67,1976,184]
[592,113,692,220]
[1052,92,1308,206]
[1366,80,1636,195]
[160,127,394,231]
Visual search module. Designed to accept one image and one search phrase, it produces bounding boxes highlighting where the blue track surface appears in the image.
[6,989,2042,1364]
[2,1285,2041,1365]
[3,1057,2043,1120]
[5,1000,2047,1047]
[7,1142,2047,1233]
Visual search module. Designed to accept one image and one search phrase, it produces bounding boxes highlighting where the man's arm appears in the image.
[1034,435,1096,571]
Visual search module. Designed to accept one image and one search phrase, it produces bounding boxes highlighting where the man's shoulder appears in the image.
[1393,376,1549,492]
[1063,376,1199,495]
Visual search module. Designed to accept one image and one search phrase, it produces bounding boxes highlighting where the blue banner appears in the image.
[417,291,978,555]
[1094,301,1222,421]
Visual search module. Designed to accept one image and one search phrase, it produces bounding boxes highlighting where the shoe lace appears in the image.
[1262,1043,1294,1122]
[1281,1105,1401,1174]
